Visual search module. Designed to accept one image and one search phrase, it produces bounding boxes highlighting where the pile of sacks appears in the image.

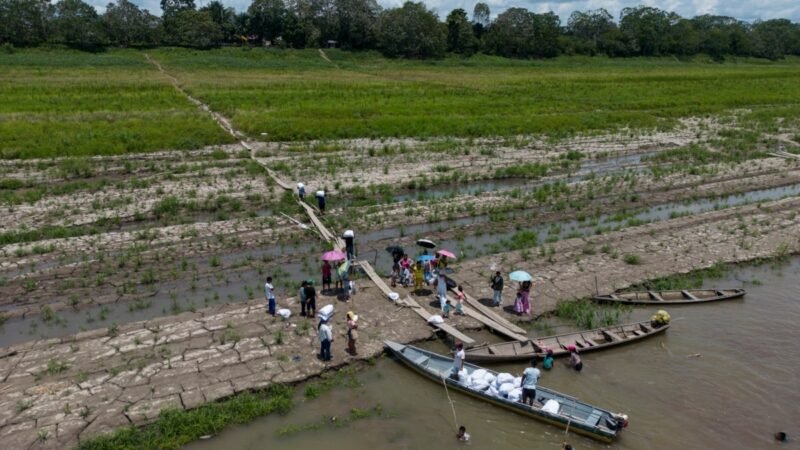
[650,309,671,327]
[459,369,524,402]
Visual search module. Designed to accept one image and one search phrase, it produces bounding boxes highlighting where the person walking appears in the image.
[346,311,359,355]
[490,271,504,307]
[455,285,465,315]
[437,273,448,313]
[520,358,541,406]
[299,280,308,317]
[316,190,326,213]
[321,260,332,292]
[264,276,276,316]
[318,319,333,361]
[304,280,317,318]
[297,182,306,200]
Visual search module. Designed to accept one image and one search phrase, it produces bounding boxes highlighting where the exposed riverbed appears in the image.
[186,258,800,450]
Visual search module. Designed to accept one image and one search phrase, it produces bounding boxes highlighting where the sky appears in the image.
[87,0,800,23]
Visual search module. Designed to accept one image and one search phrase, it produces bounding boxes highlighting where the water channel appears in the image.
[186,257,800,450]
[3,182,800,348]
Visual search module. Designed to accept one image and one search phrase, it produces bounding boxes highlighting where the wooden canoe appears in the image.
[592,288,745,305]
[384,340,625,443]
[465,320,669,363]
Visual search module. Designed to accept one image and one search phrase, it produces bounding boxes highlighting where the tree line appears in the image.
[1,0,799,60]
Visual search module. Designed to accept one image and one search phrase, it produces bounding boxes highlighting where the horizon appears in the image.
[84,0,800,24]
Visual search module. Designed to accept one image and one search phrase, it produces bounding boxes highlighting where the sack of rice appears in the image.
[508,388,523,402]
[483,372,496,384]
[498,382,515,397]
[277,309,291,319]
[496,372,515,386]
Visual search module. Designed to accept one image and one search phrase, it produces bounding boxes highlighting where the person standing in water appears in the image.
[264,276,276,316]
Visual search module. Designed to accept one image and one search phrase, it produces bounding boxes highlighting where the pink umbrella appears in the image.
[436,249,456,259]
[321,250,346,261]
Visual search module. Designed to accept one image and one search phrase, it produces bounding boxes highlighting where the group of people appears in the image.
[489,271,533,315]
[317,310,359,361]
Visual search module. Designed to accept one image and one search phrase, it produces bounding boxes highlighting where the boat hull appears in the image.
[592,288,745,305]
[385,341,620,443]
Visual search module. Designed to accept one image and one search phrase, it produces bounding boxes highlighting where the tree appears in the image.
[0,0,50,46]
[248,0,286,43]
[446,8,477,55]
[472,2,489,38]
[619,6,671,56]
[567,9,620,55]
[375,1,445,58]
[102,0,161,47]
[484,8,560,58]
[170,9,223,48]
[484,7,535,58]
[161,0,194,16]
[50,0,105,48]
[751,19,800,59]
[200,1,238,42]
[663,16,699,55]
[334,0,381,49]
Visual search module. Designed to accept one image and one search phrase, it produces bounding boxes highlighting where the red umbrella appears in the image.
[321,250,346,261]
[436,249,456,259]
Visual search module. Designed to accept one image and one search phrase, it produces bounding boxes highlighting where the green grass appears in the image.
[0,49,233,158]
[4,48,800,157]
[151,48,800,142]
[554,298,630,329]
[635,262,729,290]
[76,384,292,450]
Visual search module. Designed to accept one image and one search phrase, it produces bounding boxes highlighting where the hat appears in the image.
[566,345,577,352]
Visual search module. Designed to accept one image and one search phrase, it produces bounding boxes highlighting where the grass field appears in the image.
[0,49,234,159]
[3,47,800,158]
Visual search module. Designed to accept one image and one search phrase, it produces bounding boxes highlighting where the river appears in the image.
[185,257,800,449]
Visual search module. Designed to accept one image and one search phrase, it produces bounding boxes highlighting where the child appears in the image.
[457,425,470,441]
[443,299,452,318]
[413,262,424,292]
[264,276,276,316]
[543,348,554,370]
[455,285,466,315]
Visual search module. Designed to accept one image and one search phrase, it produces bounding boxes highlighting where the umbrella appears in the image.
[417,254,435,262]
[416,239,436,249]
[436,249,456,259]
[321,250,346,261]
[509,270,533,282]
[337,260,350,277]
[385,245,404,255]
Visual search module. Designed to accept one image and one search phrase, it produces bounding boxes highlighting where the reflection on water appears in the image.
[185,257,800,450]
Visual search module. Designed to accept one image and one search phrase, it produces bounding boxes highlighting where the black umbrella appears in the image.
[416,239,436,249]
[385,245,404,255]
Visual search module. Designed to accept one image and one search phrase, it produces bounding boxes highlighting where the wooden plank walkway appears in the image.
[446,293,529,342]
[456,288,527,335]
[358,261,475,346]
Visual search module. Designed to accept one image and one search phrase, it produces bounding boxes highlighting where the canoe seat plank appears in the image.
[602,330,623,342]
[640,323,653,332]
[583,337,600,346]
[414,355,429,366]
[648,291,665,301]
[631,329,643,336]
[681,290,699,301]
[586,410,602,427]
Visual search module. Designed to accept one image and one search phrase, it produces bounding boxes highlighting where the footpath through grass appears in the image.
[153,48,800,141]
[0,49,233,159]
[3,48,800,158]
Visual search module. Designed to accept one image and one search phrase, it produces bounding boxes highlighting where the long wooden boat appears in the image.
[385,340,627,443]
[464,320,669,363]
[592,288,745,305]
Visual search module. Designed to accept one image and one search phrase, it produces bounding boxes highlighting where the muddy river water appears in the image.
[185,258,800,450]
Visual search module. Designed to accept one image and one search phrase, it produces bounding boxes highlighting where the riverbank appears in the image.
[2,189,800,448]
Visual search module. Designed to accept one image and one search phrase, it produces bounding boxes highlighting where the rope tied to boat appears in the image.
[440,374,459,432]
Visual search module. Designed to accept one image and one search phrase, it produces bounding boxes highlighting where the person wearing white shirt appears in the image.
[319,319,333,361]
[521,358,541,406]
[451,342,465,379]
[264,276,276,316]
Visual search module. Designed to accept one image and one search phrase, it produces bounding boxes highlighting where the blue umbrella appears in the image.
[509,270,533,282]
[417,254,435,262]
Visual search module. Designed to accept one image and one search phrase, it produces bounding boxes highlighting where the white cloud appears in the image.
[86,0,800,22]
